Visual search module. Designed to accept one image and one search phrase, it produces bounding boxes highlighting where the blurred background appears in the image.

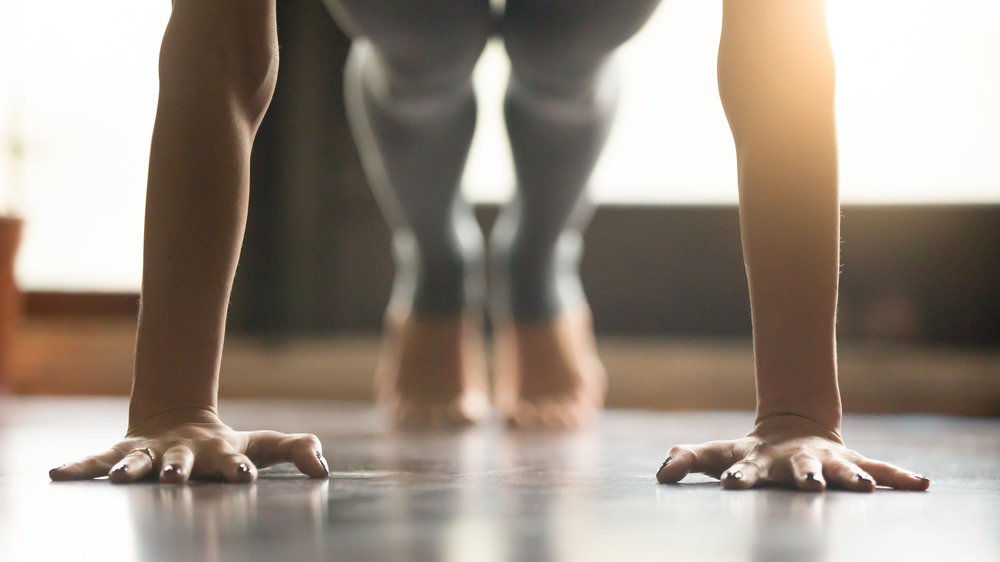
[1,0,997,413]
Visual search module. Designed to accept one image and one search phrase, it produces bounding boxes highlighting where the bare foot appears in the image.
[375,303,491,429]
[494,309,607,430]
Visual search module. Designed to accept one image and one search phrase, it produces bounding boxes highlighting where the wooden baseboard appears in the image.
[23,292,140,317]
[7,318,1000,416]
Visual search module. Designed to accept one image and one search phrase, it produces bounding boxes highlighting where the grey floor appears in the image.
[1,397,998,562]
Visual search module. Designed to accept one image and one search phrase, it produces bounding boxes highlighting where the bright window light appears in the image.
[1,1,169,291]
[464,0,1000,204]
[3,0,998,292]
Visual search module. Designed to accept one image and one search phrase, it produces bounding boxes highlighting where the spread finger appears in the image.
[109,447,156,484]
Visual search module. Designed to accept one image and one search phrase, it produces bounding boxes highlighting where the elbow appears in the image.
[719,59,837,158]
[717,4,837,155]
[158,1,279,128]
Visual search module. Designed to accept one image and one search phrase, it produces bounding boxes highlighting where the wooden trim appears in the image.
[10,318,1000,416]
[24,292,139,318]
[22,204,1000,346]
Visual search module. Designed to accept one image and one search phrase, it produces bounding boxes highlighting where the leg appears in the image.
[493,0,662,428]
[322,0,493,427]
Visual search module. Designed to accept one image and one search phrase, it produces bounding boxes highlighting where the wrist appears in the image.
[127,403,220,435]
[752,328,842,432]
[129,313,223,424]
[752,412,844,444]
[755,401,842,435]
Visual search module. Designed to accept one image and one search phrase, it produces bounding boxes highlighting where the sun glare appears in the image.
[2,0,998,291]
[464,0,1000,205]
[826,0,1000,204]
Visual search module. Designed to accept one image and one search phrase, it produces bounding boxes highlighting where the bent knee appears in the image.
[377,30,489,98]
[503,0,658,99]
[163,0,278,118]
[330,0,492,96]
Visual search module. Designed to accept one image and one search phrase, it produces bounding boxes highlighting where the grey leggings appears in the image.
[323,0,662,321]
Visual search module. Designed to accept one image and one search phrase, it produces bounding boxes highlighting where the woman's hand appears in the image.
[655,414,929,492]
[49,407,329,484]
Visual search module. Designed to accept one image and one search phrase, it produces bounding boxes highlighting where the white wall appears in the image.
[464,0,1000,204]
[5,0,999,291]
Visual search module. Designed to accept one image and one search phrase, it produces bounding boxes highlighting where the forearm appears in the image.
[655,2,933,492]
[130,105,250,422]
[739,145,842,431]
[129,3,278,426]
[720,0,842,431]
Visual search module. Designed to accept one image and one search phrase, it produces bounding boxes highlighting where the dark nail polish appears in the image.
[659,458,671,471]
[857,473,874,485]
[805,472,819,482]
[162,465,181,476]
[236,463,253,475]
[50,464,66,472]
[725,470,743,481]
[914,474,929,482]
[316,453,330,475]
[112,463,129,474]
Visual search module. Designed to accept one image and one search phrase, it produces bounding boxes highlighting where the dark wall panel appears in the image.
[228,0,1000,348]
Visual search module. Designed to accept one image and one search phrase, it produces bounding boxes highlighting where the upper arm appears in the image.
[717,0,836,148]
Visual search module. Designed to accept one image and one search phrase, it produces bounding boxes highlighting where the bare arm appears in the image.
[50,0,328,483]
[657,0,927,491]
[721,0,842,431]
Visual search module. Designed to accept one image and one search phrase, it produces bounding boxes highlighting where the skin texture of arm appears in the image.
[49,0,329,484]
[656,0,929,492]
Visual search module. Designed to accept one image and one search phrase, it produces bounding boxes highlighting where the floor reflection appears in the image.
[126,479,328,562]
[494,428,604,562]
[749,491,828,562]
[3,399,999,562]
[319,424,608,562]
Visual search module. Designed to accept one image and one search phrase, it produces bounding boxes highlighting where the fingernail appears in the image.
[162,465,181,476]
[111,463,129,474]
[856,473,874,485]
[316,453,330,475]
[236,463,253,476]
[805,472,820,482]
[914,474,929,482]
[725,470,743,481]
[658,458,671,471]
[50,464,66,472]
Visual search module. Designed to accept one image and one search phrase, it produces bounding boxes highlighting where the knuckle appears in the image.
[667,444,694,458]
[749,442,774,457]
[193,440,228,458]
[169,438,195,452]
[850,453,870,465]
[295,434,322,451]
[834,462,858,478]
[111,444,135,457]
[788,450,814,465]
[720,447,740,468]
[221,452,247,464]
[164,445,194,461]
